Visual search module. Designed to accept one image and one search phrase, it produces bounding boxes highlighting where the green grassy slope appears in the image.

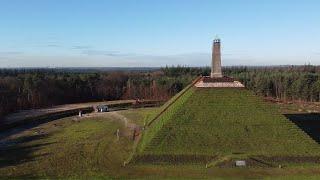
[136,87,195,154]
[0,117,130,178]
[3,107,320,178]
[133,87,320,163]
[144,76,201,127]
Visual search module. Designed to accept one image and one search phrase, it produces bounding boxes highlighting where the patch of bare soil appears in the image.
[264,97,320,114]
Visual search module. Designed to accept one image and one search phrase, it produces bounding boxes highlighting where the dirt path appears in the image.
[108,112,138,130]
[75,111,141,139]
[80,111,138,130]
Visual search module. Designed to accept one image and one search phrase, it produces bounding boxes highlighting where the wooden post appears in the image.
[116,129,120,141]
[132,128,136,141]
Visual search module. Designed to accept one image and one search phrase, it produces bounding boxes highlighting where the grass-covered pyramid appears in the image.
[131,80,320,165]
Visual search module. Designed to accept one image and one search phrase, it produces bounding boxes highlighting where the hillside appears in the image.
[133,87,320,165]
[2,101,320,178]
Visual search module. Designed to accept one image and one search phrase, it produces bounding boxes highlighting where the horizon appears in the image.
[1,0,320,67]
[1,64,319,70]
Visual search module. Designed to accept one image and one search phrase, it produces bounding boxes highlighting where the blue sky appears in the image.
[0,0,319,67]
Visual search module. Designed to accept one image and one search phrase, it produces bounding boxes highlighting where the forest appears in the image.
[0,67,196,120]
[225,65,320,102]
[1,65,320,120]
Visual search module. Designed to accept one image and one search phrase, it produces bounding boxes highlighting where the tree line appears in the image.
[0,68,195,120]
[1,65,320,120]
[156,65,320,102]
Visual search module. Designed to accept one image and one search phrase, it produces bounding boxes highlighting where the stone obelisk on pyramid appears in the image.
[211,38,223,78]
[195,38,245,88]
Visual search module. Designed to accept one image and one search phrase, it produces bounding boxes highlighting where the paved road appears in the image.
[3,100,135,124]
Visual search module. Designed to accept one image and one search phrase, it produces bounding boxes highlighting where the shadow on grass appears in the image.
[285,113,320,143]
[0,134,54,169]
[0,113,75,142]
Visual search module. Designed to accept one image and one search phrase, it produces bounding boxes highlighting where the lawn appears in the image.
[0,116,131,178]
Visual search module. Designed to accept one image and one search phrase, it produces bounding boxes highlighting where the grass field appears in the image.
[133,87,320,165]
[2,108,320,178]
[0,108,158,179]
[0,116,130,178]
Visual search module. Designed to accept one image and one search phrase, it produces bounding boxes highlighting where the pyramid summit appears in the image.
[196,39,244,88]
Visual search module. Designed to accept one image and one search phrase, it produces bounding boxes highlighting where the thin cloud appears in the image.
[223,51,250,56]
[0,51,24,55]
[46,44,61,48]
[72,45,92,50]
[43,40,62,48]
[82,50,135,57]
[310,51,320,55]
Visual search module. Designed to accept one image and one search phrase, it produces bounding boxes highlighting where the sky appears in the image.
[0,0,320,67]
